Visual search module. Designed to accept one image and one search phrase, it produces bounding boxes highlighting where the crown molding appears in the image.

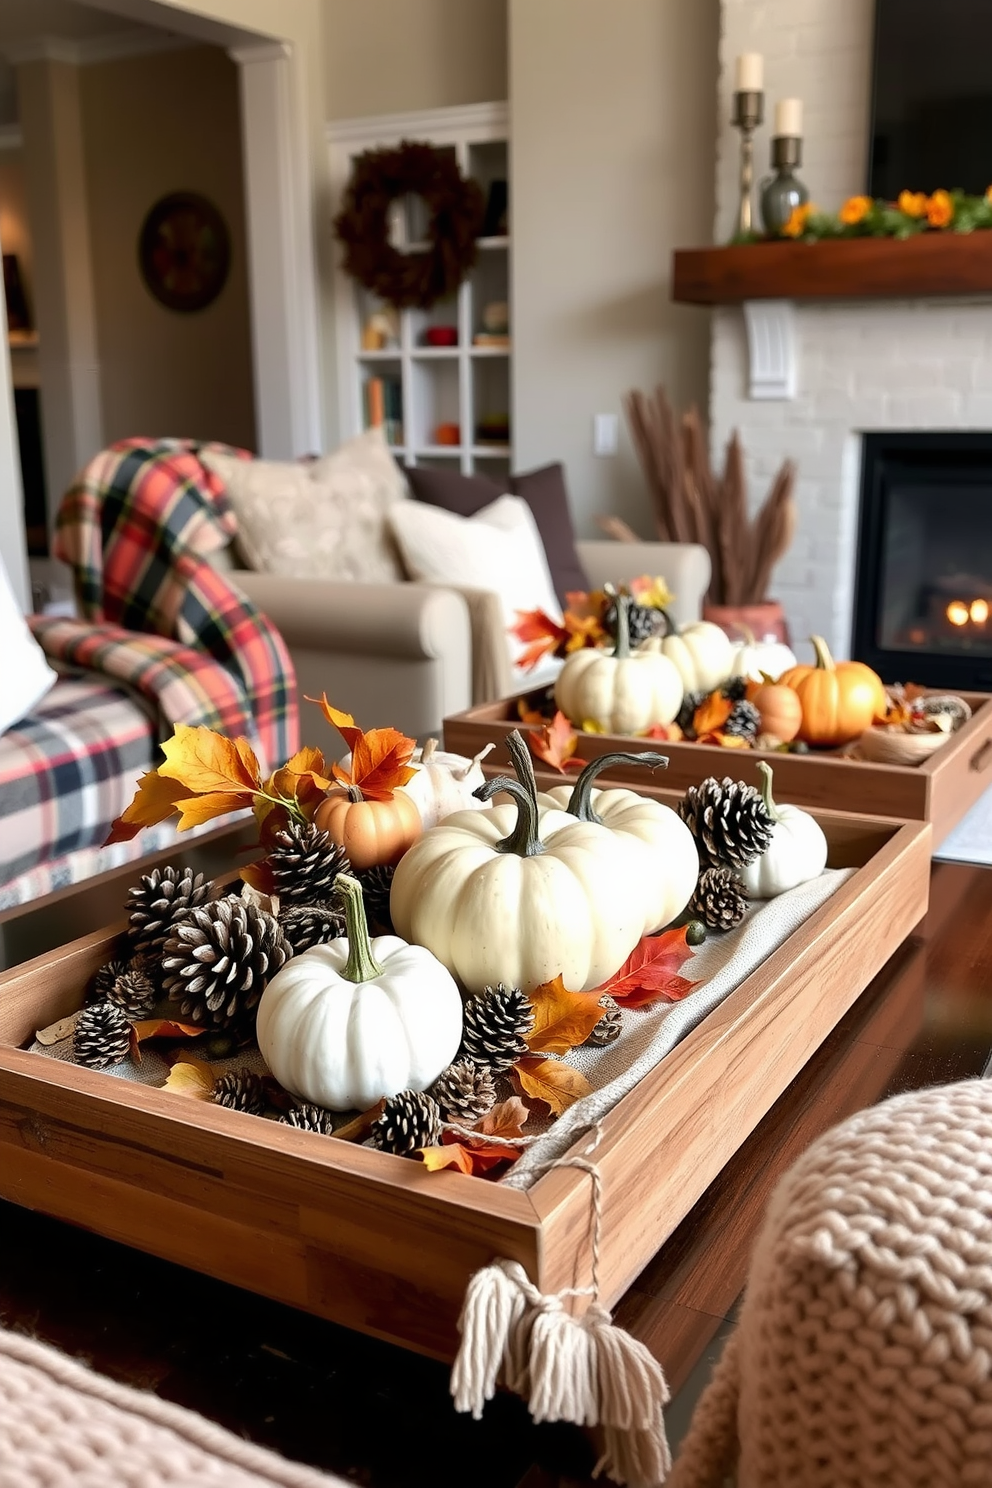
[4,30,198,68]
[228,40,291,66]
[326,100,508,147]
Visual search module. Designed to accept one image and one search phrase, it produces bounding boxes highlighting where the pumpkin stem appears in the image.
[421,738,438,763]
[566,751,669,823]
[660,608,681,637]
[347,784,364,803]
[737,624,757,646]
[810,635,835,672]
[335,872,384,983]
[756,760,782,824]
[612,589,632,659]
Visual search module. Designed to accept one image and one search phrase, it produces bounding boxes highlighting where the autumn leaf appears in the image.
[517,697,549,726]
[640,722,683,741]
[158,725,261,797]
[474,1096,530,1138]
[510,1056,591,1116]
[628,574,674,610]
[105,769,197,844]
[173,791,258,831]
[581,719,607,734]
[131,1019,207,1042]
[306,695,363,754]
[714,732,751,750]
[597,928,700,1009]
[418,1131,522,1177]
[693,693,733,737]
[527,711,585,774]
[332,1100,385,1143]
[563,612,607,653]
[331,726,417,801]
[162,1059,215,1099]
[526,974,604,1054]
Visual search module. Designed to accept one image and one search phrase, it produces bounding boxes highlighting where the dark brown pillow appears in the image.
[406,462,586,605]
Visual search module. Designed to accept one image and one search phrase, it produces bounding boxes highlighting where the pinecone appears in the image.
[689,866,748,931]
[678,776,774,874]
[720,676,750,702]
[459,984,534,1073]
[371,1091,442,1157]
[280,903,345,954]
[677,689,706,736]
[724,699,761,741]
[128,866,211,958]
[359,863,395,932]
[163,894,291,1030]
[603,598,663,647]
[73,1001,131,1069]
[584,995,623,1047]
[103,966,157,1018]
[88,958,130,1004]
[430,1059,497,1122]
[212,1068,266,1114]
[265,821,349,907]
[280,1102,335,1134]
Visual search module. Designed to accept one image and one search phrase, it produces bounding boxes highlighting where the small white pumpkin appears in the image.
[399,738,495,828]
[638,612,735,694]
[256,873,462,1110]
[728,626,797,684]
[535,750,698,935]
[740,761,828,899]
[554,594,682,735]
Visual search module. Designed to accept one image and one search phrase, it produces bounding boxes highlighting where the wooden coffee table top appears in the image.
[0,858,985,1486]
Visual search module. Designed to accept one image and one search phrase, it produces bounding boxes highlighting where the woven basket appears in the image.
[857,726,951,766]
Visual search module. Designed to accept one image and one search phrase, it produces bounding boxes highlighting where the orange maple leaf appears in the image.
[306,695,363,753]
[419,1131,522,1176]
[640,722,683,742]
[525,973,604,1054]
[306,697,416,801]
[511,607,568,646]
[692,693,733,737]
[597,928,699,1009]
[131,1019,207,1042]
[158,725,261,797]
[509,1056,591,1116]
[104,769,197,844]
[473,1096,530,1138]
[562,612,607,653]
[527,711,585,774]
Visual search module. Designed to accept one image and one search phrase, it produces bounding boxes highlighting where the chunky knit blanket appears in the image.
[0,1326,346,1487]
[668,1078,992,1487]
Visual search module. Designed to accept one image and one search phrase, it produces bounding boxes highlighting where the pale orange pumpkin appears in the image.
[778,637,886,747]
[313,786,422,870]
[751,682,803,743]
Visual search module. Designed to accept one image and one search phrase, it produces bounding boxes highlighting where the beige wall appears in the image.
[80,45,256,450]
[323,0,507,120]
[509,0,718,538]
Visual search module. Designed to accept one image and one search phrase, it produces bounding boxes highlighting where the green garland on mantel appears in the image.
[733,186,992,245]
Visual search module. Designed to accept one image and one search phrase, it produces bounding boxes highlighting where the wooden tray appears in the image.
[445,690,992,847]
[0,809,930,1362]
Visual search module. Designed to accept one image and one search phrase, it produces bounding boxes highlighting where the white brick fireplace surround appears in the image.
[710,0,992,657]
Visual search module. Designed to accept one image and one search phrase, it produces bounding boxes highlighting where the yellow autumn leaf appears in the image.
[161,1059,215,1100]
[526,974,604,1055]
[172,790,258,831]
[510,1056,591,1116]
[581,719,607,735]
[159,725,261,796]
[105,769,197,844]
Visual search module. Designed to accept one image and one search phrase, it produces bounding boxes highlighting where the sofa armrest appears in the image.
[576,541,711,625]
[230,572,472,739]
[441,585,514,705]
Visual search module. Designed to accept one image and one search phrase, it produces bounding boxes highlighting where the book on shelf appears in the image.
[364,376,404,447]
[472,332,510,348]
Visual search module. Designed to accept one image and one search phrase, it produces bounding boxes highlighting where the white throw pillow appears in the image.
[0,552,57,735]
[387,494,564,681]
[202,428,408,583]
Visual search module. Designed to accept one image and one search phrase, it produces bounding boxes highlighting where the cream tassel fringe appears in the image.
[450,1134,672,1487]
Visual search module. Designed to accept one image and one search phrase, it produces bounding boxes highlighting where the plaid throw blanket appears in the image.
[53,438,298,772]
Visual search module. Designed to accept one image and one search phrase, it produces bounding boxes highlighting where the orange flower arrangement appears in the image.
[759,184,992,244]
[926,189,953,228]
[839,195,871,225]
[898,189,928,218]
[782,201,814,238]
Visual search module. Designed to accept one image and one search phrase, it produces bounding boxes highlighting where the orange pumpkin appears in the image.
[751,682,803,743]
[778,636,886,747]
[313,785,422,870]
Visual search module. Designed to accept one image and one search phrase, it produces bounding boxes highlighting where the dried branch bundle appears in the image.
[622,386,796,605]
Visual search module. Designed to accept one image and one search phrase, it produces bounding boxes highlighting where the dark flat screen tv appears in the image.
[870,0,992,199]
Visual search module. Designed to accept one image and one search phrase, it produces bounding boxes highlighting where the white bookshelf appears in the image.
[328,103,511,478]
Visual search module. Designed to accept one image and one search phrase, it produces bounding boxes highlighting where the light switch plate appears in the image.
[593,412,619,456]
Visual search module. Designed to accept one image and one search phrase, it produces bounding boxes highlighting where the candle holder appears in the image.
[760,136,810,237]
[732,90,764,236]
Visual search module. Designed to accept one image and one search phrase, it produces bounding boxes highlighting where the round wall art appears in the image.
[138,191,231,312]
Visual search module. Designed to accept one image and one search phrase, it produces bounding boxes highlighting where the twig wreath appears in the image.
[334,141,485,310]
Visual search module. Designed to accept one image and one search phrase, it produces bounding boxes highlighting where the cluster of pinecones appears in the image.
[679,774,775,930]
[677,676,761,743]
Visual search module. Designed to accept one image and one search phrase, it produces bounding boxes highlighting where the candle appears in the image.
[735,52,764,91]
[774,97,803,138]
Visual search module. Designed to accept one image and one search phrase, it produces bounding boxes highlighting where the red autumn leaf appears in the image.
[525,973,604,1053]
[509,1056,591,1115]
[640,722,684,742]
[527,711,585,774]
[596,928,700,1008]
[510,608,569,671]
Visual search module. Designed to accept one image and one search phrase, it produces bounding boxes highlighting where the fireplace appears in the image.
[853,433,992,689]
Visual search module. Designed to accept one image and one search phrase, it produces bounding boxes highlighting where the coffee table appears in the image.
[0,857,984,1486]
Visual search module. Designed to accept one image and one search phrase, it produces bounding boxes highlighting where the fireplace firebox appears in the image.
[853,433,992,690]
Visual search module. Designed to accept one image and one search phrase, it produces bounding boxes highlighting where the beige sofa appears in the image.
[233,540,711,744]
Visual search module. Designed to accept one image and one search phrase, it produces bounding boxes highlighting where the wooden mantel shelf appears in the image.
[672,231,992,305]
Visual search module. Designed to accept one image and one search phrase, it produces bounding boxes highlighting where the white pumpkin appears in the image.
[638,612,735,694]
[390,739,646,994]
[727,628,797,684]
[740,761,828,899]
[535,750,698,935]
[554,594,682,735]
[400,738,495,828]
[256,874,462,1110]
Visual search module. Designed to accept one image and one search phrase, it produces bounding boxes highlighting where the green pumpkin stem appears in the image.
[335,872,384,982]
[567,751,670,823]
[660,607,681,637]
[471,729,546,856]
[612,589,632,660]
[756,760,782,824]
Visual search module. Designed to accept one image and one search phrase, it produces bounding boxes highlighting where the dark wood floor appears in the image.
[1,859,989,1485]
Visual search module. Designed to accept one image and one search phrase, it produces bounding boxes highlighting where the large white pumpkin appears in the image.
[257,875,462,1110]
[638,613,735,693]
[554,594,682,735]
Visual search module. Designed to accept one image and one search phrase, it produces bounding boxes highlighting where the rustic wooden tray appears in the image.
[444,690,992,847]
[0,808,930,1362]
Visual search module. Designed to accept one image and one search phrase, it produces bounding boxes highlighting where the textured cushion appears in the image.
[387,494,563,681]
[203,428,408,583]
[0,552,56,736]
[406,462,586,604]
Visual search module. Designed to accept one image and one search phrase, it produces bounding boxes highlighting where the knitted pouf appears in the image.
[669,1079,992,1488]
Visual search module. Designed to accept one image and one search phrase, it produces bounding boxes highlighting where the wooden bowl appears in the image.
[856,726,952,766]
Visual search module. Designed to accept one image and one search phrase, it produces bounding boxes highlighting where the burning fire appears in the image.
[946,598,990,627]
